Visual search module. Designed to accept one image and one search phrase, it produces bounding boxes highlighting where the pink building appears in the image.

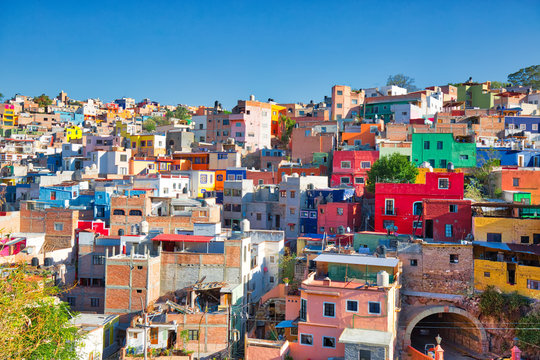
[317,202,362,234]
[230,100,273,152]
[331,85,365,120]
[287,253,400,360]
[331,150,379,196]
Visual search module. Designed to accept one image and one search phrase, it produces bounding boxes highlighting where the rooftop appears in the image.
[313,253,399,267]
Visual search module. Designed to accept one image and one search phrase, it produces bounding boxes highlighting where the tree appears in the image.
[366,153,419,193]
[0,266,82,359]
[34,94,53,108]
[142,118,156,132]
[386,74,418,92]
[489,81,511,89]
[165,106,191,121]
[0,92,4,102]
[507,65,540,88]
[279,115,296,145]
[517,310,540,353]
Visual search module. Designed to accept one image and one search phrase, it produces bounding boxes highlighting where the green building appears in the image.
[378,143,412,161]
[411,133,476,168]
[456,82,494,109]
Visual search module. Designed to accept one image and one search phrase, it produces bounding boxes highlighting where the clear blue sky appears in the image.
[2,0,539,109]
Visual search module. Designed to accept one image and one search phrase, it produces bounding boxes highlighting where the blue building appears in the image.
[39,183,80,208]
[477,147,540,167]
[55,111,84,125]
[300,188,356,234]
[225,167,247,181]
[94,189,113,223]
[46,153,63,172]
[505,116,540,133]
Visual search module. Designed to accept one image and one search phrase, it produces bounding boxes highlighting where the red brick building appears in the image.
[422,199,472,242]
[330,150,379,196]
[374,172,464,236]
[317,202,362,234]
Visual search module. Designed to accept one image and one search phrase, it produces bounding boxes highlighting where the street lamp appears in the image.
[435,334,442,345]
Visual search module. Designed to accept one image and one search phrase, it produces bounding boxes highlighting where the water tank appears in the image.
[240,219,250,233]
[31,257,39,267]
[377,270,389,287]
[140,220,149,234]
[249,95,255,101]
[44,257,53,267]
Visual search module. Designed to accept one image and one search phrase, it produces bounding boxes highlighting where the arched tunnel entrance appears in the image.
[405,306,488,359]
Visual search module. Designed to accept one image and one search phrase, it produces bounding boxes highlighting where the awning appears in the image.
[339,328,393,347]
[276,320,296,329]
[152,234,213,243]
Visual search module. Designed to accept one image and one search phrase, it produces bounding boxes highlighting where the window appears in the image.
[256,213,261,221]
[355,177,365,184]
[310,211,317,218]
[269,255,275,263]
[337,103,343,108]
[129,210,142,216]
[487,233,502,242]
[359,350,372,360]
[323,336,336,348]
[450,254,459,263]
[520,124,526,130]
[527,279,540,290]
[341,161,351,169]
[346,300,358,312]
[521,236,530,244]
[300,299,307,320]
[361,161,371,169]
[413,221,422,229]
[424,141,430,150]
[90,298,100,307]
[444,224,453,237]
[440,159,447,168]
[290,191,296,198]
[300,211,309,218]
[534,234,540,245]
[412,202,422,216]
[120,154,127,162]
[92,255,105,265]
[280,190,287,198]
[449,204,458,213]
[484,272,490,278]
[269,276,275,283]
[460,155,469,160]
[337,90,343,95]
[140,141,146,147]
[513,177,520,187]
[290,208,295,215]
[54,223,64,231]
[385,199,394,215]
[300,334,313,346]
[410,259,418,266]
[438,178,449,189]
[67,297,76,307]
[50,191,56,200]
[533,124,538,131]
[341,177,350,184]
[437,141,443,150]
[188,330,199,340]
[351,99,358,105]
[337,208,344,215]
[368,302,381,314]
[319,227,325,232]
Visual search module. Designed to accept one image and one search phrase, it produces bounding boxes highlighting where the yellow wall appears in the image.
[415,167,463,184]
[66,126,82,142]
[129,158,159,175]
[193,171,215,198]
[473,217,540,244]
[129,135,166,157]
[474,259,539,298]
[271,104,286,123]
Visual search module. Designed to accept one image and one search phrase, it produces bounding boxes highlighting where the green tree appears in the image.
[386,74,418,92]
[279,250,296,284]
[516,310,540,352]
[0,266,82,359]
[166,106,191,121]
[279,115,296,145]
[366,153,419,193]
[149,115,170,126]
[489,81,511,89]
[34,94,53,108]
[507,65,540,88]
[142,118,156,132]
[0,92,4,102]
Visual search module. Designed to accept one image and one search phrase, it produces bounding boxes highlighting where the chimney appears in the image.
[323,276,331,286]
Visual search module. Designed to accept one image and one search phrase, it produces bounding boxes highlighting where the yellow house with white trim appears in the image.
[66,125,83,142]
[129,134,166,157]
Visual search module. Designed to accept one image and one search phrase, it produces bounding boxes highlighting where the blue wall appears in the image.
[477,147,540,167]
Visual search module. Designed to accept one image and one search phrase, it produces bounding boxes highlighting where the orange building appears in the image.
[341,123,383,149]
[491,168,540,204]
[172,152,209,171]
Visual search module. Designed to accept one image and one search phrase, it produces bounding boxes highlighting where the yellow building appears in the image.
[474,242,539,299]
[473,216,540,244]
[129,157,160,175]
[129,134,166,157]
[1,106,18,127]
[270,104,286,137]
[190,171,216,198]
[65,125,82,142]
[415,167,463,184]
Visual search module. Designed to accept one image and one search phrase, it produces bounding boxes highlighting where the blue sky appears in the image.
[1,0,539,108]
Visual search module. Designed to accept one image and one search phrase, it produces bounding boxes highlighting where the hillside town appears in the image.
[1,74,540,360]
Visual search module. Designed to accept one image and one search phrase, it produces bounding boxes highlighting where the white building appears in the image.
[133,174,190,197]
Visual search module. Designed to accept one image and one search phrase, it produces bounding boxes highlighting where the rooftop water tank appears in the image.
[377,270,389,287]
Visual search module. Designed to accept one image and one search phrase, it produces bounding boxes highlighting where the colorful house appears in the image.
[330,150,379,195]
[422,199,472,242]
[287,253,400,360]
[456,81,495,109]
[490,168,540,204]
[271,104,287,138]
[1,104,18,126]
[129,134,166,157]
[341,123,382,149]
[374,172,464,236]
[190,170,216,198]
[411,133,476,168]
[477,147,540,168]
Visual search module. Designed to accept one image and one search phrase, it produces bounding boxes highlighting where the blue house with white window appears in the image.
[39,183,80,208]
[300,188,356,234]
[93,189,113,223]
[505,116,540,133]
[225,167,247,181]
[477,147,540,167]
[55,110,84,125]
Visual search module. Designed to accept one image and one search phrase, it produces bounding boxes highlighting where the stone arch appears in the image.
[404,305,488,353]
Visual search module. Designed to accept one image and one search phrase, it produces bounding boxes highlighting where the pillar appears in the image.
[435,345,444,360]
[511,345,521,360]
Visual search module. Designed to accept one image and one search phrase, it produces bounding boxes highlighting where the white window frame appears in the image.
[361,161,371,169]
[355,177,365,184]
[341,161,351,169]
[412,201,423,216]
[54,222,64,231]
[385,199,395,215]
[323,302,336,318]
[299,333,313,346]
[340,177,350,184]
[438,178,450,189]
[368,301,381,315]
[346,300,358,312]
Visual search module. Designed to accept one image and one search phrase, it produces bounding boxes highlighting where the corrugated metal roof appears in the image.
[313,253,399,267]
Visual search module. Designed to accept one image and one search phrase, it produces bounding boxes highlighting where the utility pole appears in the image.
[139,297,148,360]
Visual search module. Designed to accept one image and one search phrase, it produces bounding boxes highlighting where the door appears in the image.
[275,214,280,229]
[425,220,433,238]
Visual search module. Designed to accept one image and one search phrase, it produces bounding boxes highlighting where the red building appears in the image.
[374,172,464,236]
[278,163,328,179]
[317,202,362,234]
[330,150,379,196]
[422,199,472,242]
[246,170,278,185]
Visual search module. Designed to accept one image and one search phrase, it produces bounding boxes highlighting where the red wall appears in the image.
[331,150,379,196]
[247,170,278,185]
[422,199,472,242]
[374,172,464,236]
[317,202,362,234]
